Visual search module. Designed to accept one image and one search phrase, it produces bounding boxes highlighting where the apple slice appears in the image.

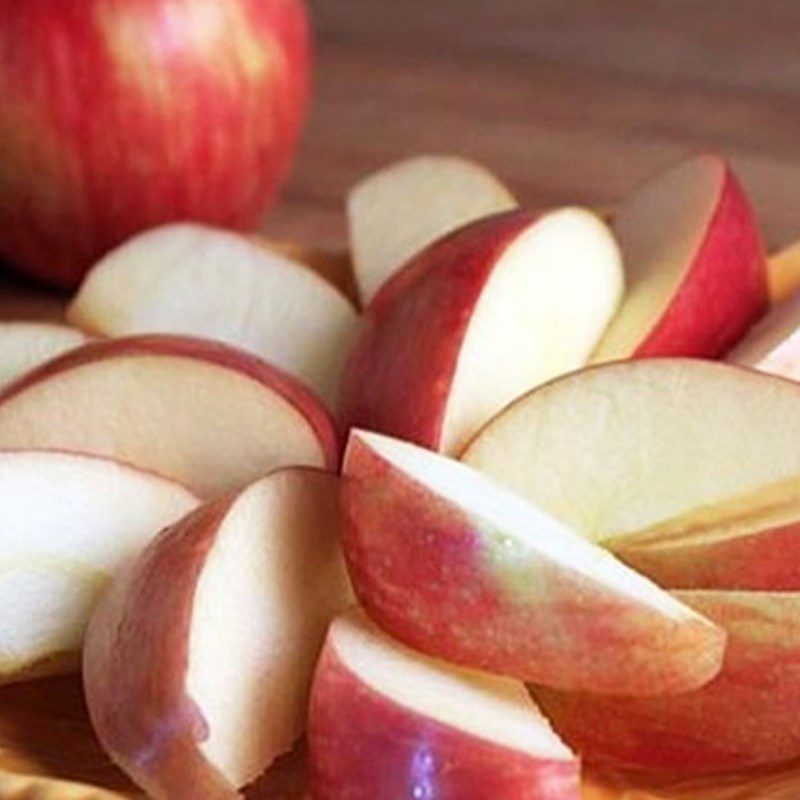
[535,590,800,775]
[769,239,800,302]
[251,236,358,306]
[0,450,197,684]
[342,430,725,696]
[0,322,91,389]
[67,224,359,407]
[84,468,353,800]
[0,335,339,497]
[308,608,580,800]
[348,155,517,304]
[608,477,800,590]
[340,208,623,455]
[726,289,800,382]
[464,360,800,548]
[591,154,767,361]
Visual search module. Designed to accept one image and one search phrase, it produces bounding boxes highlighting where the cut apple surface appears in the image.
[84,468,353,800]
[0,335,339,498]
[464,360,800,555]
[609,477,800,590]
[342,430,725,696]
[535,590,800,775]
[251,237,358,306]
[309,608,580,800]
[768,239,800,303]
[0,322,91,389]
[67,224,359,407]
[340,208,623,455]
[0,450,197,684]
[348,155,517,304]
[591,154,766,361]
[727,289,800,382]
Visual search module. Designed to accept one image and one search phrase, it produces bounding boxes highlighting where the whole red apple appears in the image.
[0,0,310,288]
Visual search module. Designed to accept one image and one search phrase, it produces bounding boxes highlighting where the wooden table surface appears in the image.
[264,0,800,253]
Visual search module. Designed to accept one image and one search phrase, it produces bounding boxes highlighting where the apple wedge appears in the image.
[727,290,800,382]
[608,477,800,590]
[769,239,800,302]
[0,450,197,684]
[308,608,580,800]
[67,224,359,407]
[84,468,353,800]
[251,237,358,306]
[340,208,623,454]
[591,154,766,361]
[535,591,800,775]
[0,322,91,389]
[348,155,516,304]
[0,335,339,497]
[464,360,800,548]
[342,430,725,695]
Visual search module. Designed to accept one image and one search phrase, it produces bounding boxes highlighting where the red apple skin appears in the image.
[340,434,724,695]
[0,334,341,470]
[534,592,800,776]
[84,497,239,800]
[629,162,767,357]
[0,0,310,288]
[308,640,581,800]
[339,210,539,452]
[612,519,800,590]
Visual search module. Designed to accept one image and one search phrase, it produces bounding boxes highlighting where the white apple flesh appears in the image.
[0,450,197,684]
[68,224,359,407]
[0,335,340,497]
[348,155,517,304]
[0,322,91,389]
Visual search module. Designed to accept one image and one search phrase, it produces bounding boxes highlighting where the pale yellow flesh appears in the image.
[591,155,722,361]
[727,290,800,381]
[463,359,800,542]
[187,470,353,788]
[0,323,90,390]
[0,452,197,679]
[607,476,800,552]
[349,155,516,305]
[769,240,800,302]
[0,355,328,498]
[442,207,623,455]
[68,224,359,407]
[332,609,574,760]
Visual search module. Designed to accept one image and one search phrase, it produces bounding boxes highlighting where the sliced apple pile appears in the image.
[0,321,91,389]
[348,155,517,304]
[340,208,623,454]
[0,450,197,684]
[0,334,339,497]
[534,591,800,775]
[308,608,580,800]
[84,468,353,800]
[342,430,725,695]
[0,153,787,797]
[67,224,359,406]
[591,154,767,361]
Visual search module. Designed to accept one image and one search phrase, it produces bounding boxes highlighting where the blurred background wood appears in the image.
[265,0,800,252]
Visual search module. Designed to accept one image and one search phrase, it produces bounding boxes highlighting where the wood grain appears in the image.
[263,0,800,253]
